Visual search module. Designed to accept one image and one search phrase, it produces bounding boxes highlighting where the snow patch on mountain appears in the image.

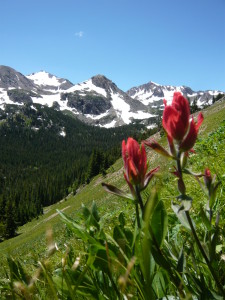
[127,81,223,108]
[31,93,80,115]
[0,87,23,108]
[32,93,60,107]
[67,79,107,97]
[27,71,61,87]
[109,91,155,124]
[102,120,117,128]
[85,110,110,120]
[1,66,224,129]
[26,71,73,92]
[162,87,184,104]
[110,91,130,123]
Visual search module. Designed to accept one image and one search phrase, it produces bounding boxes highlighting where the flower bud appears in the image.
[122,137,159,192]
[204,168,212,190]
[162,92,204,153]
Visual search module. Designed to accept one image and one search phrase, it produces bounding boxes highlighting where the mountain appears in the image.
[0,65,36,90]
[0,65,224,128]
[59,74,155,127]
[25,73,156,128]
[127,81,223,108]
[26,71,74,92]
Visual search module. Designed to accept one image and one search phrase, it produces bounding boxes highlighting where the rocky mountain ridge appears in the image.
[0,65,223,128]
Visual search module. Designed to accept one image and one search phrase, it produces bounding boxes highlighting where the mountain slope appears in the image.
[0,66,157,128]
[127,81,223,108]
[0,65,37,90]
[0,65,224,129]
[0,102,151,233]
[0,97,224,277]
[60,74,154,127]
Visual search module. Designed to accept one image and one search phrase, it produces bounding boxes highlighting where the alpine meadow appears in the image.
[0,64,224,298]
[1,0,225,297]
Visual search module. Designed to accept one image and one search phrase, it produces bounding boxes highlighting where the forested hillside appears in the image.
[0,104,155,239]
[0,97,224,299]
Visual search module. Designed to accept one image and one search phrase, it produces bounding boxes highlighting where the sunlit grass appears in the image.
[0,98,224,278]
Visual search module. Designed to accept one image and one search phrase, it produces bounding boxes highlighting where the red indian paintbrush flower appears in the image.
[122,137,159,193]
[163,92,190,141]
[180,112,204,151]
[163,92,204,152]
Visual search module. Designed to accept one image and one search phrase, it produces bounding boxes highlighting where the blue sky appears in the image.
[1,0,224,92]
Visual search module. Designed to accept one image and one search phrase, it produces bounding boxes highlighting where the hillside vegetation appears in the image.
[0,98,224,298]
[0,103,154,238]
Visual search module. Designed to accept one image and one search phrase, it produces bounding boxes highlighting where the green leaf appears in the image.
[177,247,185,274]
[200,207,212,231]
[152,270,168,298]
[134,230,155,298]
[151,246,170,270]
[151,199,168,248]
[101,182,134,201]
[138,191,161,297]
[39,261,59,300]
[57,210,98,244]
[82,204,100,231]
[91,201,100,222]
[177,195,193,212]
[171,203,191,231]
[143,190,159,221]
[119,212,126,227]
[82,204,91,220]
[209,181,221,209]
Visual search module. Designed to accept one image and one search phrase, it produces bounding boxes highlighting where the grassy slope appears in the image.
[0,98,224,275]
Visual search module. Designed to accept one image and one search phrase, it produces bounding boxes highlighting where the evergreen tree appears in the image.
[0,103,148,229]
[4,200,17,238]
[190,97,198,113]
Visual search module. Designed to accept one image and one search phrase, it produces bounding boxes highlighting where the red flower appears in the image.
[180,112,204,151]
[163,92,204,152]
[163,92,190,141]
[203,168,212,190]
[122,137,159,193]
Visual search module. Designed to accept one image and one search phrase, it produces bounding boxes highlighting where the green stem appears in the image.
[177,151,182,176]
[135,203,141,229]
[177,152,224,295]
[134,183,185,296]
[185,210,225,296]
[135,186,144,214]
[148,225,185,298]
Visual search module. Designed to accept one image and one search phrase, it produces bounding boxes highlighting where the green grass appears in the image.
[0,155,131,276]
[0,98,225,277]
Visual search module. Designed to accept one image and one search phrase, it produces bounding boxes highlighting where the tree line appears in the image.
[0,104,156,239]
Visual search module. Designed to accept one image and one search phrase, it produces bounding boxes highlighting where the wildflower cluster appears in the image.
[103,92,225,298]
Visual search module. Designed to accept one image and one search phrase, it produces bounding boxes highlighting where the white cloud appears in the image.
[75,31,84,38]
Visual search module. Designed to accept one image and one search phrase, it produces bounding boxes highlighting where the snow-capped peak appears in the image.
[26,71,73,91]
[27,71,62,87]
[127,81,200,105]
[0,65,224,129]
